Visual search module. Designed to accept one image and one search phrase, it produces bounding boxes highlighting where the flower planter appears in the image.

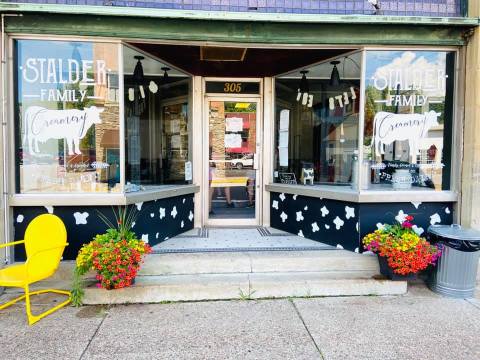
[71,207,151,306]
[377,255,417,281]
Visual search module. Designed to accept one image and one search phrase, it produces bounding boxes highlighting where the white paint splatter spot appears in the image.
[304,206,308,211]
[171,206,178,218]
[312,222,320,232]
[182,198,186,204]
[181,221,184,228]
[430,213,441,225]
[445,207,451,214]
[132,222,136,228]
[345,206,355,219]
[320,206,329,217]
[354,247,359,253]
[395,210,408,224]
[376,223,386,231]
[356,222,359,232]
[411,202,422,209]
[279,193,286,202]
[141,234,149,243]
[412,225,424,236]
[16,214,24,223]
[156,232,159,239]
[73,212,89,225]
[159,208,166,219]
[135,202,143,211]
[293,194,298,200]
[325,224,330,230]
[280,212,288,223]
[333,216,344,230]
[164,237,169,240]
[298,230,304,237]
[150,213,154,218]
[272,200,279,210]
[336,244,344,249]
[296,211,304,222]
[45,206,53,214]
[189,211,194,221]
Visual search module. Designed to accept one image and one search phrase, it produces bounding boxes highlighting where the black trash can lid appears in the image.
[428,224,480,241]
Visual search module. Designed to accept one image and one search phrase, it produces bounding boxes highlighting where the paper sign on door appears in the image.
[226,117,243,132]
[224,133,242,148]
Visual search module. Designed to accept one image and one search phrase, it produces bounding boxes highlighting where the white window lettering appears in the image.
[23,58,39,83]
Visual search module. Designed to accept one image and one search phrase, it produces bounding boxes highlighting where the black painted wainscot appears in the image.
[270,192,453,252]
[13,194,194,261]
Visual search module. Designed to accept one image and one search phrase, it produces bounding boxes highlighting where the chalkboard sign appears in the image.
[279,172,297,184]
[206,81,260,94]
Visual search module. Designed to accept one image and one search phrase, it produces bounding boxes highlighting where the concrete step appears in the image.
[52,251,378,279]
[50,253,480,281]
[82,271,407,304]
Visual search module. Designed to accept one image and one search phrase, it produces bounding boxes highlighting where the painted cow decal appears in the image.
[373,110,441,160]
[23,106,104,155]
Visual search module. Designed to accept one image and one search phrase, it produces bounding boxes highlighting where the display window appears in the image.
[13,40,193,195]
[364,50,455,191]
[14,39,120,193]
[123,45,191,191]
[274,52,361,187]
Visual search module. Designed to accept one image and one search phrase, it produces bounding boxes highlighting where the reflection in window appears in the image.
[14,40,120,193]
[274,53,361,186]
[123,46,191,191]
[363,50,455,191]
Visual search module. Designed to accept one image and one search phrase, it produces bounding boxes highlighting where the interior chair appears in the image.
[0,214,70,325]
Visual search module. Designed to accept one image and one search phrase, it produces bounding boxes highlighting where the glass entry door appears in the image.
[206,99,260,225]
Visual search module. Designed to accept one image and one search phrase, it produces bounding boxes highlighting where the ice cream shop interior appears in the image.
[2,16,470,261]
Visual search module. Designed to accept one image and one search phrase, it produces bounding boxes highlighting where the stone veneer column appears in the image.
[461,2,480,228]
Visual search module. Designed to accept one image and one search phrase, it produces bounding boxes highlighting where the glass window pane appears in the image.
[208,101,257,219]
[14,40,120,193]
[363,50,455,191]
[123,46,191,191]
[274,52,361,187]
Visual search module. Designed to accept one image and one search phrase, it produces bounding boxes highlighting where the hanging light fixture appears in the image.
[132,55,146,99]
[161,67,170,84]
[329,60,341,87]
[296,70,313,107]
[127,56,147,116]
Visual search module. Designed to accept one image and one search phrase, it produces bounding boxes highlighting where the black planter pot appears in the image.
[377,255,417,281]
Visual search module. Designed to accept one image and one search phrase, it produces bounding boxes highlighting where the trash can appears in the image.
[427,224,480,298]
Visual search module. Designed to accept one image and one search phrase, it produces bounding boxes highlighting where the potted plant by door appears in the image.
[71,207,151,306]
[362,215,442,280]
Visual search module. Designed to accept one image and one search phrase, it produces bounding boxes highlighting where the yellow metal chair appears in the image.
[0,214,70,325]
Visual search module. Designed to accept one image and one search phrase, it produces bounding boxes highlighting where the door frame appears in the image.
[202,77,263,227]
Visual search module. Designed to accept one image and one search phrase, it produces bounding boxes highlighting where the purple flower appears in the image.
[402,221,413,228]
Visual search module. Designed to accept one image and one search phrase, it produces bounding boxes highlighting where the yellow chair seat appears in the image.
[0,214,71,325]
[0,264,28,287]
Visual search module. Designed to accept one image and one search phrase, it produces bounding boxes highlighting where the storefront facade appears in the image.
[0,1,478,261]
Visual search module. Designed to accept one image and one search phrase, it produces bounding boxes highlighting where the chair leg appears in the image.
[23,285,71,326]
[0,292,27,310]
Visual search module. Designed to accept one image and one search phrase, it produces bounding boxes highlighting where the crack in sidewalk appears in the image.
[78,307,109,360]
[289,299,326,360]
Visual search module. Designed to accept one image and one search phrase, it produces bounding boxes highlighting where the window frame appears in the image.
[122,42,193,188]
[8,35,195,196]
[10,35,123,195]
[271,46,462,200]
[358,46,461,196]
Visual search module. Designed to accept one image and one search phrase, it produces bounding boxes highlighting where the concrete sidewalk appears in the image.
[1,283,480,360]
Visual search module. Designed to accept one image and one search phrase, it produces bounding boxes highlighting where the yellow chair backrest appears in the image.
[24,214,67,283]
